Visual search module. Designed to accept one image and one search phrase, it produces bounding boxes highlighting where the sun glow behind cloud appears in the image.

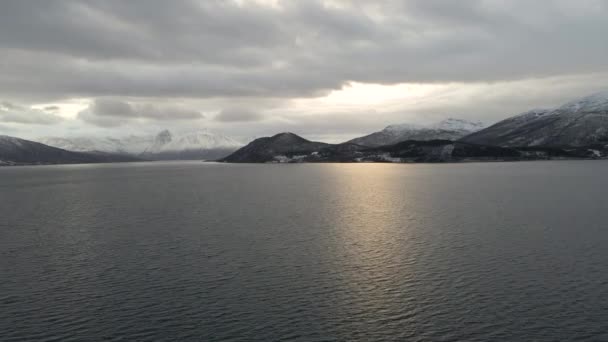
[6,72,608,143]
[31,100,89,120]
[322,82,441,107]
[289,82,446,116]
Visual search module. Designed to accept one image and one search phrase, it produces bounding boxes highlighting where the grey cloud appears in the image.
[204,72,608,143]
[0,101,64,125]
[89,98,136,117]
[137,104,203,121]
[0,0,285,66]
[0,49,340,101]
[1,0,608,102]
[78,98,203,127]
[215,108,265,122]
[77,110,125,128]
[209,109,386,144]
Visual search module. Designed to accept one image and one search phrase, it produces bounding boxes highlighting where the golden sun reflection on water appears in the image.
[319,164,422,322]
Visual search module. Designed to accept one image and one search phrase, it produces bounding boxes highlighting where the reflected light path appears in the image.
[320,163,425,336]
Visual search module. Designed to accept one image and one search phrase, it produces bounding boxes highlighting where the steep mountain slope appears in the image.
[348,118,485,147]
[220,132,330,163]
[141,130,242,160]
[461,91,608,147]
[0,135,139,165]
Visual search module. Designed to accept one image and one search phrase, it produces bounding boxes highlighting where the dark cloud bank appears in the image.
[1,0,607,101]
[0,0,607,138]
[78,98,203,127]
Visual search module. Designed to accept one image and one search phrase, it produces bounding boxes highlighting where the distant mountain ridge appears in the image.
[141,129,242,160]
[39,129,243,161]
[39,136,152,155]
[348,118,485,147]
[461,91,608,147]
[221,132,608,163]
[12,90,608,165]
[0,135,139,166]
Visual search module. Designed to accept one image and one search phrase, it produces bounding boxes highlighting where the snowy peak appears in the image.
[461,90,608,147]
[145,129,173,153]
[155,129,173,145]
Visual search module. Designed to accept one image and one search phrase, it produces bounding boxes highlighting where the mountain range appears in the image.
[38,136,151,155]
[461,91,608,147]
[140,130,242,160]
[38,129,242,161]
[220,133,606,164]
[348,118,485,147]
[3,91,608,165]
[0,135,139,166]
[221,91,608,163]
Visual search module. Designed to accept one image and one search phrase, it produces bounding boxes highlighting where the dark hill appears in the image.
[220,132,330,163]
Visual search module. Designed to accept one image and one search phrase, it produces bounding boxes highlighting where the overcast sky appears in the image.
[1,0,608,142]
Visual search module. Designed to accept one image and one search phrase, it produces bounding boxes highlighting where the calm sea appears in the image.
[1,161,607,341]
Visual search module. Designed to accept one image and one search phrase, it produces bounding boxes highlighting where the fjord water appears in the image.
[1,161,607,341]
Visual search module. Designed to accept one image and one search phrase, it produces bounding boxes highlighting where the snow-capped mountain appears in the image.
[39,129,243,160]
[143,129,241,153]
[141,129,242,160]
[1,135,138,165]
[347,118,485,147]
[38,136,152,155]
[222,131,608,163]
[461,91,608,147]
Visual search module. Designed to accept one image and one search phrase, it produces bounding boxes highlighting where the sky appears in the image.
[1,0,608,143]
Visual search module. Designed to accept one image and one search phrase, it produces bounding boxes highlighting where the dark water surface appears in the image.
[1,161,608,341]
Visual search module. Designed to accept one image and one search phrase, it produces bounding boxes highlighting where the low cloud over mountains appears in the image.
[1,1,608,141]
